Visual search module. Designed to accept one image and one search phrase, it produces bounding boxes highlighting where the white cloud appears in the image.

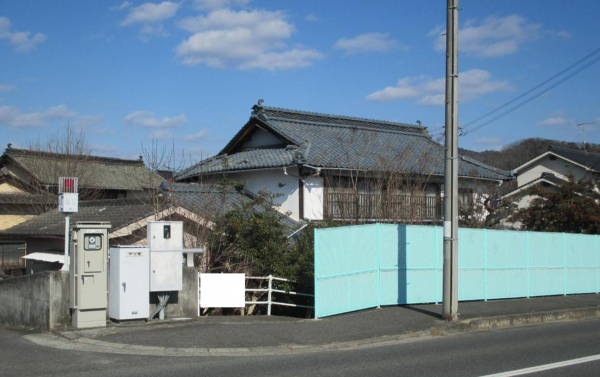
[0,17,47,53]
[192,0,251,10]
[431,15,541,58]
[0,104,87,128]
[334,33,396,55]
[150,130,174,140]
[110,1,132,11]
[124,110,186,128]
[536,116,569,127]
[122,1,181,25]
[367,69,511,105]
[183,129,208,141]
[0,84,16,92]
[176,8,322,70]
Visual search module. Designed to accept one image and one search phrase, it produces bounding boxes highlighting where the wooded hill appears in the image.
[460,138,600,171]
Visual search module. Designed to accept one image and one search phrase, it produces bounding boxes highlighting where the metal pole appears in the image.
[442,0,459,321]
[62,214,70,271]
[267,275,273,316]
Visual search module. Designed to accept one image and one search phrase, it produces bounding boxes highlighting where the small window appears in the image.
[549,155,557,161]
[163,225,171,239]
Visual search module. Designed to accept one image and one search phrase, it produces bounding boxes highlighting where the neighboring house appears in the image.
[175,102,513,222]
[504,146,600,208]
[0,182,302,274]
[0,146,164,230]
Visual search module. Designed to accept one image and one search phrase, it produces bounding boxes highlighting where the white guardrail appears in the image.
[198,274,314,316]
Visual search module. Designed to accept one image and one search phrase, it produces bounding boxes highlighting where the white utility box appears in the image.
[109,246,150,321]
[58,193,79,213]
[148,221,183,292]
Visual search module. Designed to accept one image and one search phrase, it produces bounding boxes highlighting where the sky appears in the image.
[1,0,600,168]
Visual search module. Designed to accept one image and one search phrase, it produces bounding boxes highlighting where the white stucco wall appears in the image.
[232,168,301,220]
[517,155,587,187]
[303,176,324,220]
[239,128,283,150]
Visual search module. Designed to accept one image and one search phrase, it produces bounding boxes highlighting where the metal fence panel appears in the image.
[314,225,378,318]
[486,230,528,299]
[314,224,600,319]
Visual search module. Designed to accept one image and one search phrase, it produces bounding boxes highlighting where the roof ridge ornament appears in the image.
[251,99,265,117]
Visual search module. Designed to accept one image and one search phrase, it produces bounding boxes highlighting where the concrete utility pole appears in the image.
[442,0,459,321]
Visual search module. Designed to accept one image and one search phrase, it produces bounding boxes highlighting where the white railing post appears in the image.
[267,275,273,316]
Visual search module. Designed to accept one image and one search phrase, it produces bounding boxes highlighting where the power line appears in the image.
[462,46,600,129]
[462,53,600,136]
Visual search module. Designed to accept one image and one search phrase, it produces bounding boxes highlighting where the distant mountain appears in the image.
[460,138,600,171]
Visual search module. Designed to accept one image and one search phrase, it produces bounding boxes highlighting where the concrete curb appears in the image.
[23,306,600,357]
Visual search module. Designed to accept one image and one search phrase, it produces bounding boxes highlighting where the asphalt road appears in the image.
[3,319,600,377]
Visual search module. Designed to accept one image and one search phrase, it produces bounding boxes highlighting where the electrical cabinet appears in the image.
[109,246,150,321]
[69,222,111,328]
[148,221,183,292]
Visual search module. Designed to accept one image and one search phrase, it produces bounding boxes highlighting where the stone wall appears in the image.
[0,270,69,330]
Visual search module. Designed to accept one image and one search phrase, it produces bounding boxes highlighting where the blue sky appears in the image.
[1,0,599,168]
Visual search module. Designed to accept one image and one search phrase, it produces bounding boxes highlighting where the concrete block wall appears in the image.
[0,267,197,330]
[150,267,198,319]
[0,270,69,330]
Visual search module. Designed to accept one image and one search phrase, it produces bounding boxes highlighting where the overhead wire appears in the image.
[459,46,600,136]
[461,52,600,136]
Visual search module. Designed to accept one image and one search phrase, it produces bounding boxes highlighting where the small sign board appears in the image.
[200,273,245,308]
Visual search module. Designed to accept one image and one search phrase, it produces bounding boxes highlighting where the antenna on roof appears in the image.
[577,122,596,154]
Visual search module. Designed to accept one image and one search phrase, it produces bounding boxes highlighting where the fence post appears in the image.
[267,275,273,316]
[563,233,567,296]
[526,231,530,299]
[596,234,599,294]
[484,229,488,301]
[376,223,381,308]
[196,272,203,317]
[435,225,439,304]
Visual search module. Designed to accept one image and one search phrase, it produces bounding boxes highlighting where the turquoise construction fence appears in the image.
[314,224,600,318]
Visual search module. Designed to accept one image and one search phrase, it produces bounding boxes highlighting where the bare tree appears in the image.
[5,126,104,216]
[321,128,441,224]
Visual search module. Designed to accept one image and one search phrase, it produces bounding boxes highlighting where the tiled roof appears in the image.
[0,199,157,237]
[163,182,303,231]
[178,147,301,176]
[2,148,164,190]
[176,104,513,181]
[548,146,600,171]
[0,183,303,237]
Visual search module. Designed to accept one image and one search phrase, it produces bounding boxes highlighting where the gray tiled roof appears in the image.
[2,148,164,190]
[549,146,600,171]
[176,105,513,181]
[164,182,303,231]
[182,148,301,175]
[0,199,157,237]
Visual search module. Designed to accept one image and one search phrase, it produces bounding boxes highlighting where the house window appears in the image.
[549,155,557,161]
[458,189,473,205]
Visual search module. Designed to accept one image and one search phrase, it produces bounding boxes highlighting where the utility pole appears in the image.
[443,0,459,321]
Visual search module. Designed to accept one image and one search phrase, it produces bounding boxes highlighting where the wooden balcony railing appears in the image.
[324,192,442,221]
